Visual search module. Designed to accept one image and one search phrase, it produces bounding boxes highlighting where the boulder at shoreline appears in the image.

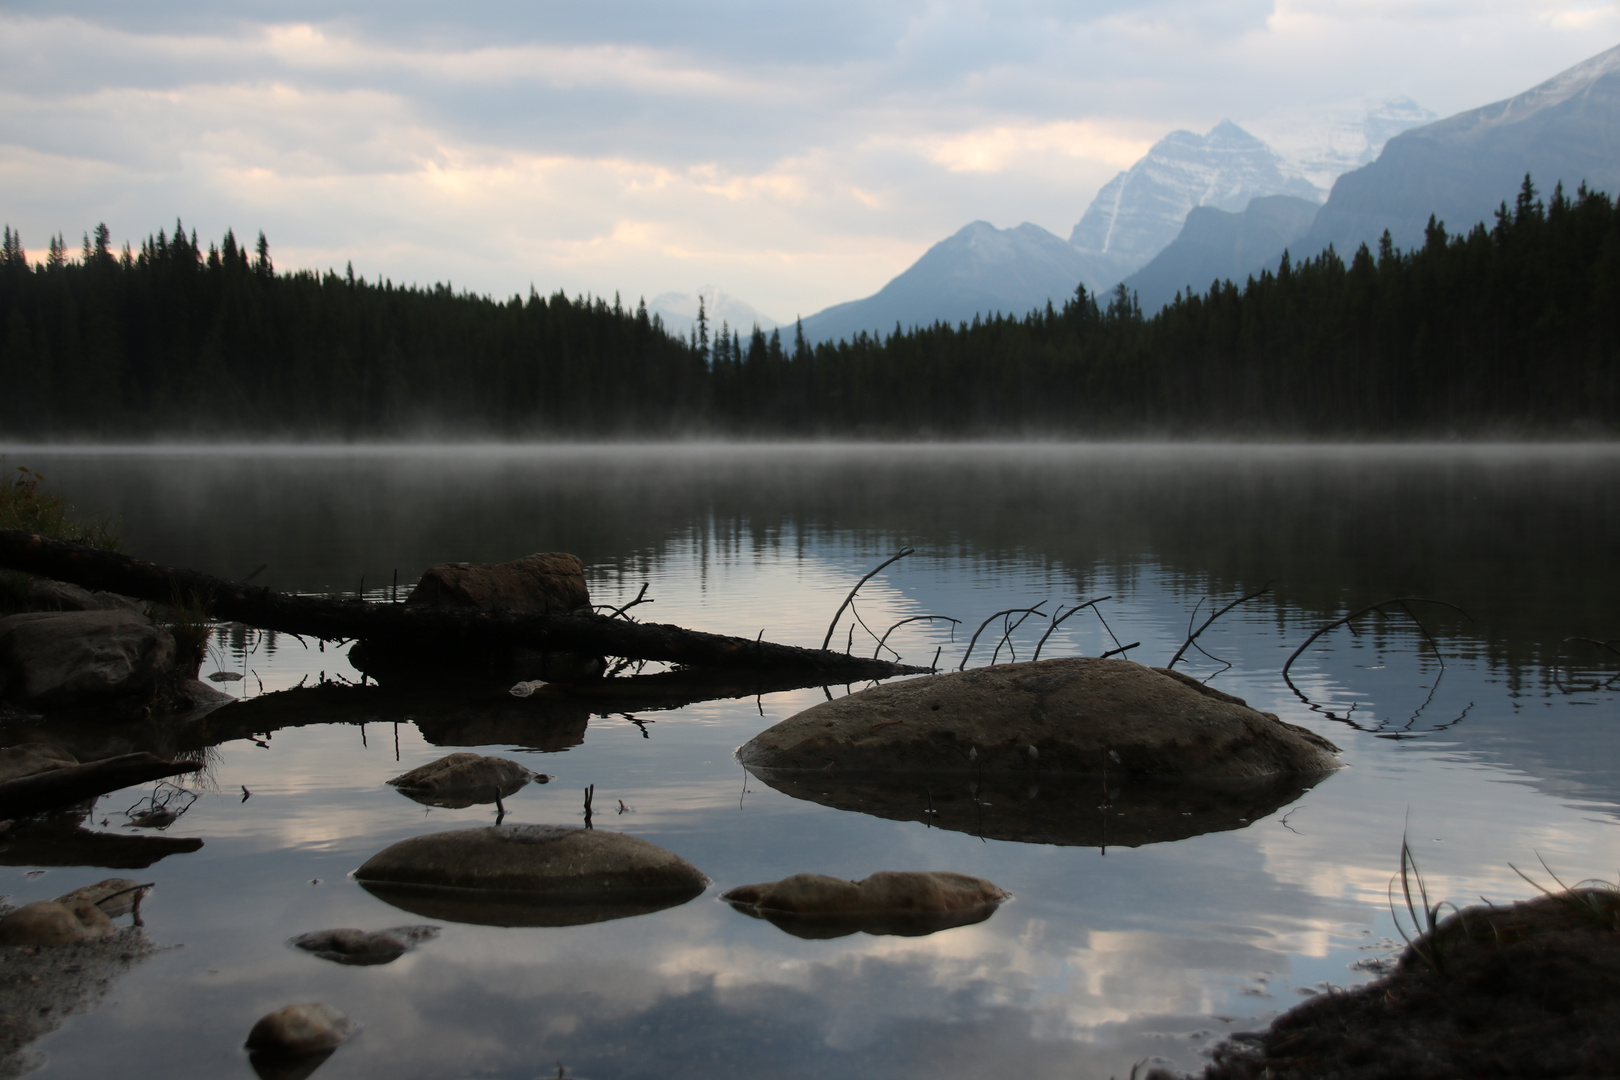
[738,657,1341,779]
[0,609,176,715]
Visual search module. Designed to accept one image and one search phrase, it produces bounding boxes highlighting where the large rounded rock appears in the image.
[738,657,1341,779]
[354,825,708,927]
[0,609,175,713]
[723,871,1009,939]
[387,753,545,809]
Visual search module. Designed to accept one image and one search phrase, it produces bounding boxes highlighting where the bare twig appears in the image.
[872,614,962,659]
[1099,642,1139,658]
[991,605,1045,665]
[822,548,915,651]
[1168,584,1272,669]
[594,582,653,621]
[959,606,1046,671]
[1032,596,1111,661]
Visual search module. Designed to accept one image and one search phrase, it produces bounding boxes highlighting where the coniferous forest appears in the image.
[2,176,1616,438]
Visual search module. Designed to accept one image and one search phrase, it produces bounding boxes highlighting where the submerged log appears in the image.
[0,752,203,819]
[0,529,923,680]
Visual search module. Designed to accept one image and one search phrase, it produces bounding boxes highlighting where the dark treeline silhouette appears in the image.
[3,176,1616,438]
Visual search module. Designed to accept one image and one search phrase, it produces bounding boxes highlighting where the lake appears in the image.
[1,442,1618,1080]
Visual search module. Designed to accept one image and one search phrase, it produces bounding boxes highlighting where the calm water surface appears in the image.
[2,443,1618,1080]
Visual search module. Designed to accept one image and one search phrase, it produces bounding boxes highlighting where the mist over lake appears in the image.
[0,442,1615,1079]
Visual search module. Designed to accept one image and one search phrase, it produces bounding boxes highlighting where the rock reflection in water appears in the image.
[745,768,1334,847]
[360,880,707,928]
[0,815,202,868]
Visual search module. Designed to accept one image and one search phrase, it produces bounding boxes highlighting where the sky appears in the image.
[2,1,1617,322]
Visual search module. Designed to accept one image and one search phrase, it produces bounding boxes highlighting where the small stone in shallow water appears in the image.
[387,753,543,808]
[244,1003,358,1056]
[0,900,116,946]
[288,926,439,966]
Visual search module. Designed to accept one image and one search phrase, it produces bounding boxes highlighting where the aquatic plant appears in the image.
[1389,832,1461,976]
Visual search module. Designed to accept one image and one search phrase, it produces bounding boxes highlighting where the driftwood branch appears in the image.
[1032,596,1111,662]
[0,530,923,680]
[873,615,961,660]
[822,548,914,651]
[0,753,203,820]
[959,605,1045,671]
[1168,584,1272,669]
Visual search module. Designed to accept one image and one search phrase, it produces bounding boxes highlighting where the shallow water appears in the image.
[2,443,1618,1079]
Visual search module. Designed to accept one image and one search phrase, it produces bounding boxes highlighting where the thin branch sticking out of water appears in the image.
[1032,596,1111,662]
[822,548,914,651]
[1167,584,1271,670]
[959,605,1046,671]
[872,614,961,660]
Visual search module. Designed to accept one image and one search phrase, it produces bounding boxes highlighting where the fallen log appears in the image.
[0,752,203,820]
[0,530,924,680]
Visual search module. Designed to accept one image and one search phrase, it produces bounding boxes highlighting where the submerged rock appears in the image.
[54,878,150,919]
[723,871,1010,939]
[0,899,116,946]
[387,753,546,808]
[0,609,176,715]
[244,1003,359,1056]
[288,926,439,966]
[0,905,156,1074]
[355,824,708,927]
[738,657,1341,779]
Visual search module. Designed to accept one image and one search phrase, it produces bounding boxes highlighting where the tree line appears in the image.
[2,176,1615,437]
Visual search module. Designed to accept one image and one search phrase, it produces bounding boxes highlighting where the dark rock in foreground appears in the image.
[0,610,175,716]
[355,824,708,927]
[1188,888,1620,1080]
[723,870,1009,939]
[739,658,1341,778]
[748,768,1329,848]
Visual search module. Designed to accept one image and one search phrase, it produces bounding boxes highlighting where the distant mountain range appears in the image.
[648,286,780,339]
[799,99,1434,341]
[1302,43,1620,257]
[697,42,1620,343]
[1129,42,1620,313]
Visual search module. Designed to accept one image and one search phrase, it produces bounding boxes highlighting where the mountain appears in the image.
[649,286,779,339]
[1303,43,1620,256]
[796,221,1098,345]
[1069,120,1323,276]
[1121,194,1321,313]
[1249,97,1438,193]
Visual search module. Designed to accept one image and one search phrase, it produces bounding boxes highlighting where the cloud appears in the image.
[1,2,1616,316]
